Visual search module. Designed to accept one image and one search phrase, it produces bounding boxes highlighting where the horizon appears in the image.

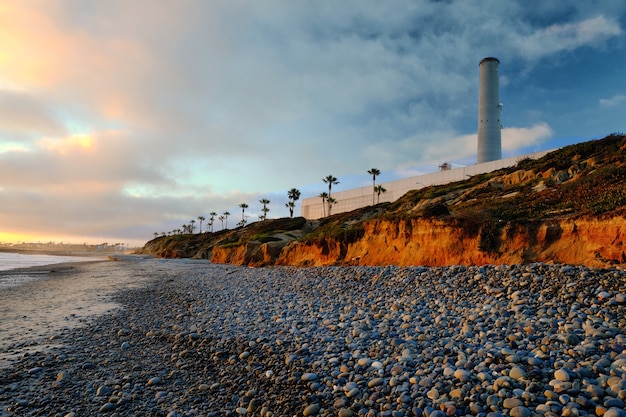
[1,1,624,246]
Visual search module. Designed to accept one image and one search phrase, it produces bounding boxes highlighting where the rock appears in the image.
[147,377,162,386]
[99,402,116,412]
[509,406,531,417]
[554,369,570,382]
[302,372,318,381]
[503,398,523,409]
[303,403,321,416]
[509,366,526,380]
[453,369,471,382]
[427,388,440,400]
[604,408,626,417]
[368,377,384,388]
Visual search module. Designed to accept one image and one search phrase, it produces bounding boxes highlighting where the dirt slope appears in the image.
[138,133,626,267]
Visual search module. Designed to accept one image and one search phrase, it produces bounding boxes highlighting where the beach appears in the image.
[1,258,626,417]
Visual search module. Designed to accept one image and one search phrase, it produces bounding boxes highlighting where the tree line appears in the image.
[153,169,387,237]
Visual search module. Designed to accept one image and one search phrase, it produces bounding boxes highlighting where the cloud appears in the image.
[514,16,622,60]
[0,0,624,244]
[502,123,553,151]
[0,90,65,138]
[599,94,626,107]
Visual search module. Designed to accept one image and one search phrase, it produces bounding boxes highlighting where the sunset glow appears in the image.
[0,1,624,245]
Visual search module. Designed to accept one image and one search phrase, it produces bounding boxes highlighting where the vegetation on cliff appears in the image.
[137,133,626,267]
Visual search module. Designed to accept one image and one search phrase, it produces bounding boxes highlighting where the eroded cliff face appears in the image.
[211,240,288,267]
[140,134,626,267]
[270,215,626,267]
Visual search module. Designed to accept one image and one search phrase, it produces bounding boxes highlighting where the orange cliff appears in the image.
[205,214,626,268]
[138,134,626,268]
[141,212,626,268]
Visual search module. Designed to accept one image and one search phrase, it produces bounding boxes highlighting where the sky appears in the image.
[0,1,625,246]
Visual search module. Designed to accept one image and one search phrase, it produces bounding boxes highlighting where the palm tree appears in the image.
[327,197,337,216]
[319,192,328,217]
[259,199,270,221]
[198,216,205,233]
[239,203,249,223]
[209,212,217,232]
[323,175,338,216]
[190,219,196,233]
[368,168,381,205]
[374,185,387,204]
[288,188,301,202]
[223,211,230,229]
[153,232,159,239]
[323,175,339,197]
[286,188,301,218]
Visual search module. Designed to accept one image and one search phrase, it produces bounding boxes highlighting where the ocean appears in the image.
[0,252,96,290]
[0,251,92,271]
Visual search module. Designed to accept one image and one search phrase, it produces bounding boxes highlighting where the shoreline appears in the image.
[0,246,130,257]
[0,256,157,372]
[1,259,625,416]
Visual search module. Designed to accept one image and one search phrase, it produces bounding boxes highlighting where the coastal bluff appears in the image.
[138,133,626,268]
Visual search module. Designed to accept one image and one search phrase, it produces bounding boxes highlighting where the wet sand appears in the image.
[0,257,158,369]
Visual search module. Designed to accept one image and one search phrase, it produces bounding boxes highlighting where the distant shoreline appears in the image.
[0,246,132,257]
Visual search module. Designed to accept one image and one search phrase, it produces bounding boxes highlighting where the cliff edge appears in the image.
[137,133,626,267]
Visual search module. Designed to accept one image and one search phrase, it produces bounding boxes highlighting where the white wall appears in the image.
[301,150,552,219]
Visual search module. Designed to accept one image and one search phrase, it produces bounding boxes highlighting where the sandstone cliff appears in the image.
[138,133,626,267]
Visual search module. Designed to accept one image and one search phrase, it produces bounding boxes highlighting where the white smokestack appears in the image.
[477,57,502,163]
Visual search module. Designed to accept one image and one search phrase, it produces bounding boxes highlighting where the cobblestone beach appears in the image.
[1,258,626,417]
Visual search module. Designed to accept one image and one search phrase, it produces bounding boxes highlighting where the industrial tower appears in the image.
[477,57,502,163]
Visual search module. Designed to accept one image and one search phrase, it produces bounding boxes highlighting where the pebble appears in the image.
[303,403,321,416]
[1,259,626,417]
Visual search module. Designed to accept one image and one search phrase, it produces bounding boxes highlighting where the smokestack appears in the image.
[477,57,502,163]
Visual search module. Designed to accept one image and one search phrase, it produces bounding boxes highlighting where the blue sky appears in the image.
[0,1,624,245]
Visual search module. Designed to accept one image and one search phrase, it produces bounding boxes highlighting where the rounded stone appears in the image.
[368,377,384,388]
[99,402,116,412]
[509,366,526,380]
[604,408,626,417]
[503,398,523,409]
[554,369,570,382]
[453,369,471,382]
[302,372,318,382]
[303,403,321,416]
[427,388,440,400]
[509,406,531,417]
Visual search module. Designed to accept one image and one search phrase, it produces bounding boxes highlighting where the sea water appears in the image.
[0,252,91,271]
[0,252,95,290]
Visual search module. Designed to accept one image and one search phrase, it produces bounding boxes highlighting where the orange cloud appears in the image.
[0,1,154,123]
[36,133,95,155]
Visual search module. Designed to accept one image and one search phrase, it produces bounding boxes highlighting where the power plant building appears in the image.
[300,57,549,219]
[477,57,502,163]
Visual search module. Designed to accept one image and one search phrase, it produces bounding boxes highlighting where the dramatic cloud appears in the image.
[0,0,624,244]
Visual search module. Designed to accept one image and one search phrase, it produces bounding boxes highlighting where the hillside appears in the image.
[137,133,626,267]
